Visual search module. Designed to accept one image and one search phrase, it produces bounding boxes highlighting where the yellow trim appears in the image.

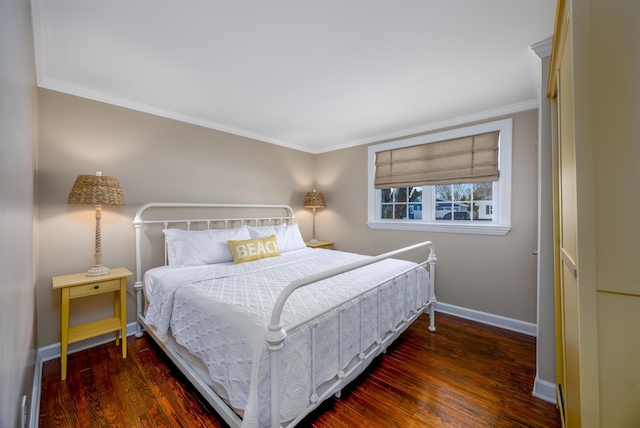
[547,0,568,98]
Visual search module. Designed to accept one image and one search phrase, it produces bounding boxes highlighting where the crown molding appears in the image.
[530,37,554,59]
[317,99,539,154]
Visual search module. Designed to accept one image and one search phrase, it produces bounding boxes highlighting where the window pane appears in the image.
[408,187,422,202]
[381,188,393,203]
[473,182,492,200]
[458,202,471,212]
[409,203,422,220]
[395,187,407,202]
[436,201,452,220]
[381,204,394,219]
[454,184,471,201]
[435,185,452,201]
[473,202,493,220]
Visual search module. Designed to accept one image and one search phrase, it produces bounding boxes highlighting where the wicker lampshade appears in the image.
[303,190,326,209]
[68,173,125,206]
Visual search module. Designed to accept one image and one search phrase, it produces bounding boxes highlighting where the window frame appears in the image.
[367,118,512,236]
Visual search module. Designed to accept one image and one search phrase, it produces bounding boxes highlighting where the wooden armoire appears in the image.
[547,0,640,426]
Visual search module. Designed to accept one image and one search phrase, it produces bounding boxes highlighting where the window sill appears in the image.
[366,221,511,236]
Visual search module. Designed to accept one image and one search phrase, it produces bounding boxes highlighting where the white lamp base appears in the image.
[86,264,110,277]
[309,239,319,244]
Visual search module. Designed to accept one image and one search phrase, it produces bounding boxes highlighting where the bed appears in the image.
[133,203,437,428]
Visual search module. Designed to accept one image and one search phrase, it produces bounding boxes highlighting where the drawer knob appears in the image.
[94,285,99,289]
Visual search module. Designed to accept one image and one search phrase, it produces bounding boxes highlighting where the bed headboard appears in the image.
[132,202,296,336]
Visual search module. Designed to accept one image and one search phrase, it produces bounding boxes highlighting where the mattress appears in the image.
[143,247,429,427]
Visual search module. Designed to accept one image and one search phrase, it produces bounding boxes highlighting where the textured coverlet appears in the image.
[144,248,428,428]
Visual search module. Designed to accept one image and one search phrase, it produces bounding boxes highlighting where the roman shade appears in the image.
[374,131,500,189]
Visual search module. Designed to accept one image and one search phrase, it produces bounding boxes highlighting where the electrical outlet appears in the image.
[20,395,27,428]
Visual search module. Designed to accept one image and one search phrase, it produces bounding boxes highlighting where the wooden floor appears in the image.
[39,312,561,427]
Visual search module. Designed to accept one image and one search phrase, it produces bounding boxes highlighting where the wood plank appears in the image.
[39,312,561,427]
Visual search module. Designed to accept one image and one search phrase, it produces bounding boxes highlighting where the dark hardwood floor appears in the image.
[39,312,561,427]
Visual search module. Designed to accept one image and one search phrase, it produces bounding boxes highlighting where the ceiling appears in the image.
[30,1,556,154]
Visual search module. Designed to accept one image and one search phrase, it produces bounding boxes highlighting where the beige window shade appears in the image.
[374,131,500,189]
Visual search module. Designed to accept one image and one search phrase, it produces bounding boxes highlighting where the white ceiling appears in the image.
[31,1,556,154]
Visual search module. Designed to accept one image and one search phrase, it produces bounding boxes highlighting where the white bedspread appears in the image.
[144,248,429,428]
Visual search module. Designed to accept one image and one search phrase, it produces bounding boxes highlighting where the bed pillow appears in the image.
[227,235,281,264]
[163,226,251,266]
[246,223,307,252]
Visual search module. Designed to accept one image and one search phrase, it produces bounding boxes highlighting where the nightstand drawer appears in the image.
[69,279,121,298]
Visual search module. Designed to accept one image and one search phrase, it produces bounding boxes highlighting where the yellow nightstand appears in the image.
[306,241,334,250]
[52,267,133,380]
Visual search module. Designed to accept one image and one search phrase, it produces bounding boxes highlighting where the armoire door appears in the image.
[554,17,581,428]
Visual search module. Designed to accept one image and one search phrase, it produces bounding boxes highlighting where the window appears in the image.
[367,118,512,236]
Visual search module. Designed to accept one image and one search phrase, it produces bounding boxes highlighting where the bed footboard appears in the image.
[266,240,436,428]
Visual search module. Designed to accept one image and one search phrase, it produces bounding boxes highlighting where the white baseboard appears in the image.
[435,302,537,336]
[30,350,42,428]
[533,377,557,404]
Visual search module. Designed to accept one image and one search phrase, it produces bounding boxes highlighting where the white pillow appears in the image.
[163,226,251,266]
[246,223,307,253]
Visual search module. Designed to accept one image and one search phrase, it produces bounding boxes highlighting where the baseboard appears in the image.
[30,349,43,428]
[533,377,557,404]
[435,302,537,336]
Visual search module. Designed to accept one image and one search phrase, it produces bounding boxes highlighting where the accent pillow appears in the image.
[227,235,281,264]
[246,223,306,253]
[163,226,251,266]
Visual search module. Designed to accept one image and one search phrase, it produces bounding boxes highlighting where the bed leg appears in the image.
[428,304,436,332]
[335,390,342,399]
[134,280,144,338]
[427,249,437,332]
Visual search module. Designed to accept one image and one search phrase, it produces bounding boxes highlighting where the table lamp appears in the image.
[68,171,125,276]
[303,189,326,244]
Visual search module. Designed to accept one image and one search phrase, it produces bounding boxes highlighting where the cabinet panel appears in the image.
[562,265,580,426]
[597,292,640,427]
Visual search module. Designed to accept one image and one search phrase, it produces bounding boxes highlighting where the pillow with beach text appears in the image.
[227,235,281,264]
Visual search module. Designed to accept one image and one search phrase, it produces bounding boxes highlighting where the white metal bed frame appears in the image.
[133,202,437,428]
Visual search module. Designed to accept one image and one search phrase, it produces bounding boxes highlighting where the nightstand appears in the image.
[52,267,133,380]
[306,241,334,250]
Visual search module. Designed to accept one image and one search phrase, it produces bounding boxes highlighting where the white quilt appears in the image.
[144,248,429,428]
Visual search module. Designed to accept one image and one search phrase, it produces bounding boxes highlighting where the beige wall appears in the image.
[0,0,37,426]
[315,109,540,322]
[36,89,315,347]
